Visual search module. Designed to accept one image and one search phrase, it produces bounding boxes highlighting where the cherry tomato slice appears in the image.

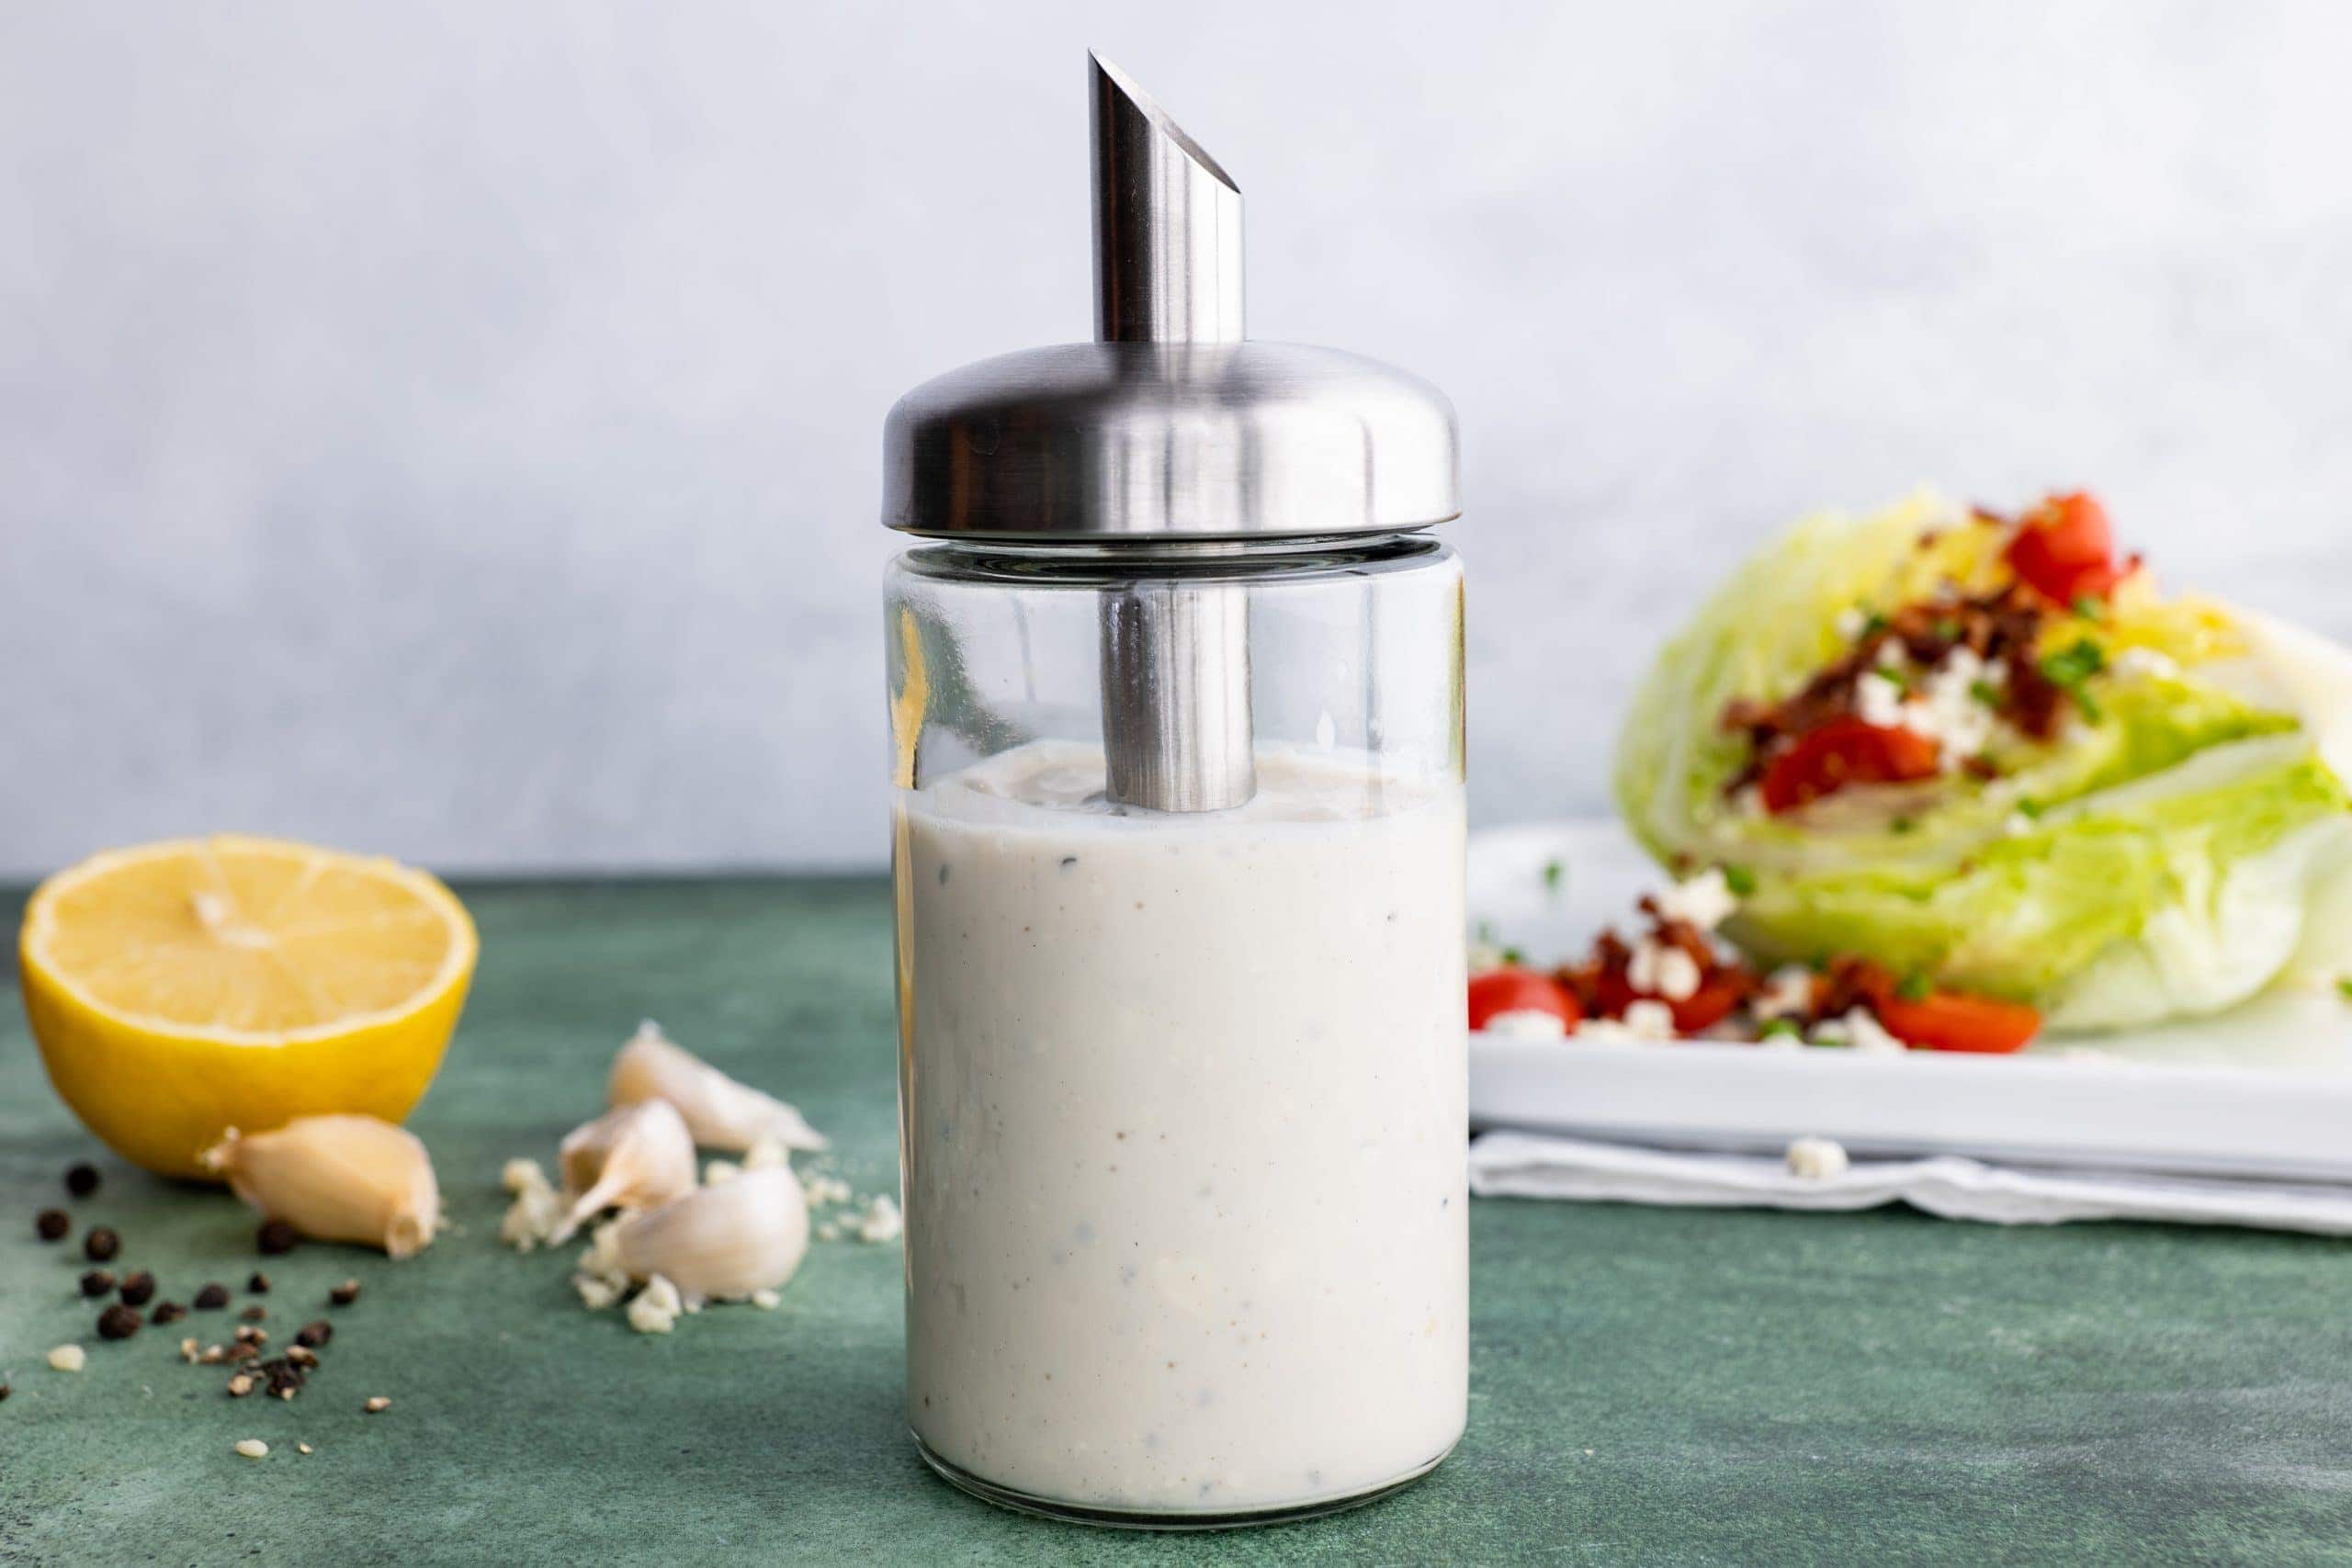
[1758,717,1941,814]
[1468,968,1582,1032]
[2006,491,2124,605]
[1874,993,2041,1054]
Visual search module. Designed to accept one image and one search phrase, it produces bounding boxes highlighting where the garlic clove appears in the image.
[588,1166,808,1302]
[551,1100,695,1244]
[607,1021,826,1154]
[200,1115,440,1258]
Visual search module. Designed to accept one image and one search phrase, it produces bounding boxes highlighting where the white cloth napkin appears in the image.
[1468,1130,2352,1235]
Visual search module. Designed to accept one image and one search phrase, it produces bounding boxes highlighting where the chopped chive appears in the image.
[2072,593,2105,621]
[2337,977,2352,1003]
[1891,816,1917,835]
[1723,864,1758,897]
[2038,637,2107,688]
[1759,1019,1802,1041]
[1896,972,1932,1001]
[1542,859,1565,893]
[1861,613,1890,639]
[1476,920,1495,944]
[1969,679,2003,707]
[1933,616,1961,642]
[2017,797,2044,819]
[1499,947,1525,967]
[2038,637,2108,723]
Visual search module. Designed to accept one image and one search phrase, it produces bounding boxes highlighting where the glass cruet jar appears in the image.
[879,54,1467,1529]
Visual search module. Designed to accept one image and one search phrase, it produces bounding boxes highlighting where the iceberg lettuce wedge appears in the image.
[1614,491,2352,1031]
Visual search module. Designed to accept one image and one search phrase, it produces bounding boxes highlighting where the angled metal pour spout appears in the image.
[1090,53,1245,344]
[1090,53,1257,812]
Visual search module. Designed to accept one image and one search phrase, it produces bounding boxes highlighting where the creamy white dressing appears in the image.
[896,739,1468,1516]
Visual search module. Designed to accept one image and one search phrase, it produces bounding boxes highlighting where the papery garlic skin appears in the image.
[499,1159,564,1251]
[589,1166,808,1302]
[607,1021,826,1153]
[574,1272,624,1310]
[627,1274,684,1334]
[854,1193,903,1244]
[552,1100,695,1243]
[200,1115,440,1258]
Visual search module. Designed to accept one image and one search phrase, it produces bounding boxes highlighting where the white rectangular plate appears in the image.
[1469,821,2352,1180]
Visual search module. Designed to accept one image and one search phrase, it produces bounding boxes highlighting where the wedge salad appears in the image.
[1593,488,2352,1036]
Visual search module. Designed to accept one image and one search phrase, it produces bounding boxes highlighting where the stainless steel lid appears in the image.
[882,54,1460,542]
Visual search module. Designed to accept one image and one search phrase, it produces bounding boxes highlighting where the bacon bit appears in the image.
[1815,953,1900,1019]
[1555,904,1757,1033]
[1724,570,2077,807]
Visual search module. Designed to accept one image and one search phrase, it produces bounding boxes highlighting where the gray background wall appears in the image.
[5,1,2348,877]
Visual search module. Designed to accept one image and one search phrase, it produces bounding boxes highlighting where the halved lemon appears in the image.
[18,836,476,1179]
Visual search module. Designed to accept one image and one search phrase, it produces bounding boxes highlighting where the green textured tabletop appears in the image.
[4,876,2351,1566]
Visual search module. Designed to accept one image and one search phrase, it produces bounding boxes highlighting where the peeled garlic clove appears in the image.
[608,1021,826,1153]
[552,1100,695,1244]
[200,1115,440,1258]
[588,1166,808,1302]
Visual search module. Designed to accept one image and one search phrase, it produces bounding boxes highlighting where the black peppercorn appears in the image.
[194,1282,230,1310]
[64,1162,100,1199]
[83,1226,120,1262]
[36,1209,70,1242]
[96,1303,142,1340]
[256,1219,299,1256]
[247,1271,270,1294]
[240,1304,268,1323]
[118,1269,156,1306]
[294,1320,334,1349]
[79,1269,116,1298]
[260,1357,306,1399]
[152,1301,187,1325]
[328,1279,361,1307]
